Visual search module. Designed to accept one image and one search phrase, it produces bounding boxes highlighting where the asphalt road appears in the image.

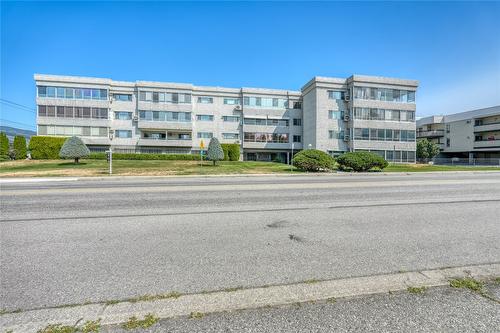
[1,172,500,311]
[104,284,500,333]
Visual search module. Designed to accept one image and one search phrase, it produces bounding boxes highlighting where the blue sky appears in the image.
[1,1,499,131]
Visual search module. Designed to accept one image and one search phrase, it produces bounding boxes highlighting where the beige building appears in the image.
[417,106,500,159]
[35,74,418,162]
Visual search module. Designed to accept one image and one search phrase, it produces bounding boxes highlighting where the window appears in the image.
[293,135,302,143]
[153,92,159,103]
[38,105,47,116]
[293,101,302,109]
[115,130,132,138]
[57,106,65,117]
[354,128,370,140]
[197,96,213,104]
[197,132,213,139]
[446,124,450,133]
[329,110,344,120]
[267,119,289,126]
[143,132,166,140]
[328,90,344,100]
[293,118,302,126]
[92,108,108,119]
[222,133,239,140]
[243,96,287,109]
[139,111,191,122]
[329,130,345,139]
[47,87,56,98]
[196,114,214,121]
[222,115,240,122]
[354,87,415,103]
[83,89,92,99]
[56,87,65,98]
[74,89,83,99]
[65,88,74,99]
[115,112,132,120]
[224,98,240,105]
[64,106,74,118]
[113,94,132,101]
[38,86,47,97]
[244,118,267,126]
[243,132,288,143]
[91,89,101,100]
[446,138,451,147]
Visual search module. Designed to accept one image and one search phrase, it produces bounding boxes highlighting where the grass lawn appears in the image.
[1,160,500,177]
[0,159,299,177]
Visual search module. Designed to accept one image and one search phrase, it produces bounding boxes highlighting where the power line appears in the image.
[0,99,37,113]
[0,118,36,130]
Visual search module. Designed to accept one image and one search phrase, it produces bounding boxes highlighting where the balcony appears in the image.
[416,130,444,138]
[474,122,500,133]
[137,138,192,147]
[137,120,192,131]
[474,140,500,149]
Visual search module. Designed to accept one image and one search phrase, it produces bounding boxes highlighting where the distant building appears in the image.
[417,106,500,159]
[34,74,418,162]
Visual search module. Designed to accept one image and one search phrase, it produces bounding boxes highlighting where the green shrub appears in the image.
[13,135,27,159]
[207,138,224,165]
[87,152,200,160]
[28,136,67,159]
[0,132,9,158]
[336,151,388,172]
[221,143,240,161]
[292,149,335,172]
[59,136,90,163]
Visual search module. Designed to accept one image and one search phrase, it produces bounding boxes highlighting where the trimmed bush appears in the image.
[336,152,388,172]
[29,136,67,159]
[13,135,27,159]
[292,149,335,172]
[207,138,224,165]
[87,153,200,160]
[0,132,9,158]
[221,143,240,161]
[59,136,90,163]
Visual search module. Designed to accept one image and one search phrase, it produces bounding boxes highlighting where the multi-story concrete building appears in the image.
[35,74,418,162]
[417,105,500,159]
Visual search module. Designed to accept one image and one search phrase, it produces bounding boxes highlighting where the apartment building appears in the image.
[35,74,418,162]
[417,106,500,159]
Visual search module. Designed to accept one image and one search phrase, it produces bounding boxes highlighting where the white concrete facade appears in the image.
[35,74,418,162]
[417,105,500,158]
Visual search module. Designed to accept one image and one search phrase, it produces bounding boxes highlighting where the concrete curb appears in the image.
[1,263,499,332]
[2,170,500,183]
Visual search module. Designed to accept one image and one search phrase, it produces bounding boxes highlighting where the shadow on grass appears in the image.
[57,162,89,167]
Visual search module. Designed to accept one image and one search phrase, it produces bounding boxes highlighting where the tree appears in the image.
[206,137,224,166]
[0,132,9,158]
[291,149,335,172]
[13,135,27,159]
[59,136,90,163]
[416,139,440,162]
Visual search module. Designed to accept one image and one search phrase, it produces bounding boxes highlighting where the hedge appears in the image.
[221,143,240,161]
[13,135,27,159]
[336,151,388,172]
[29,136,67,159]
[292,149,335,172]
[88,152,200,160]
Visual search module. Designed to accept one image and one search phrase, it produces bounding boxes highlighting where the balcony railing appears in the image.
[416,130,444,138]
[473,122,500,133]
[473,139,500,149]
